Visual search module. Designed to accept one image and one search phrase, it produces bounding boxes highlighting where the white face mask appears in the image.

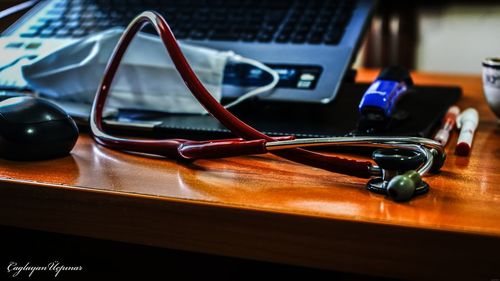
[22,28,278,114]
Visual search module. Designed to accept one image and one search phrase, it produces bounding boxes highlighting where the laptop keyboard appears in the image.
[20,0,356,45]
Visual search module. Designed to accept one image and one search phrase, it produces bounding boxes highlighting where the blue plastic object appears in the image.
[358,66,414,119]
[358,79,408,117]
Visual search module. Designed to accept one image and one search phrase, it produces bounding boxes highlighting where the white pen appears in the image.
[455,108,479,156]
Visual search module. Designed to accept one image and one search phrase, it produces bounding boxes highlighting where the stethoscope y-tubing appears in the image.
[90,11,443,179]
[90,11,374,177]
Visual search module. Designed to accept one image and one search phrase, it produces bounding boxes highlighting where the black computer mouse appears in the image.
[0,96,79,160]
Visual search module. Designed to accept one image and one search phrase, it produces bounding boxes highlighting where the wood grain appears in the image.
[0,69,499,280]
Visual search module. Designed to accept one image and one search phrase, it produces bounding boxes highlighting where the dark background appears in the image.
[1,225,400,280]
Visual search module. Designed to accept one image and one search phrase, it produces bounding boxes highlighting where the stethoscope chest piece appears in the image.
[366,148,430,201]
[366,175,430,201]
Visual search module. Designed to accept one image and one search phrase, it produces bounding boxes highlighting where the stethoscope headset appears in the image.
[90,11,446,202]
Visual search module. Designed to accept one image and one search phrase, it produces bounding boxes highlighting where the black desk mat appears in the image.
[114,83,461,139]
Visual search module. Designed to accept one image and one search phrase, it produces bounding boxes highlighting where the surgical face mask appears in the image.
[22,28,278,114]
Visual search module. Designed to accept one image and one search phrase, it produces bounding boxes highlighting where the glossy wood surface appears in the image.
[1,69,499,280]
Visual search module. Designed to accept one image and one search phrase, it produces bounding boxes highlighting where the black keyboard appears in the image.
[20,0,356,45]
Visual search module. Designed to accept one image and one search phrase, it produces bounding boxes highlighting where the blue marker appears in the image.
[359,66,413,119]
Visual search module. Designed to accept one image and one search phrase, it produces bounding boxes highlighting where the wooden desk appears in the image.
[0,69,499,280]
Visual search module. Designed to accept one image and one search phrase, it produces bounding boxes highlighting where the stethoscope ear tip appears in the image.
[386,170,423,202]
[366,172,429,202]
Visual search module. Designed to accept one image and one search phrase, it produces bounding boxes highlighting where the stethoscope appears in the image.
[90,11,445,202]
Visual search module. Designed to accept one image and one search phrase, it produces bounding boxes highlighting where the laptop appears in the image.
[0,0,376,110]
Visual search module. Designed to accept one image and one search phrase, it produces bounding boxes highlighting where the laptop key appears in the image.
[324,29,343,45]
[190,29,208,40]
[209,30,239,41]
[20,30,39,38]
[257,32,273,42]
[308,32,325,44]
[29,24,45,31]
[174,29,190,39]
[81,21,96,29]
[39,28,57,38]
[48,20,65,29]
[72,29,88,38]
[291,33,307,43]
[55,28,72,38]
[241,32,257,42]
[275,33,290,43]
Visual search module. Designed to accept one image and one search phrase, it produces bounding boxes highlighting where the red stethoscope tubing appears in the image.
[90,11,372,178]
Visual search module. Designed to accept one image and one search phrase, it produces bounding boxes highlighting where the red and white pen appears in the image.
[455,108,479,156]
[434,106,460,146]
